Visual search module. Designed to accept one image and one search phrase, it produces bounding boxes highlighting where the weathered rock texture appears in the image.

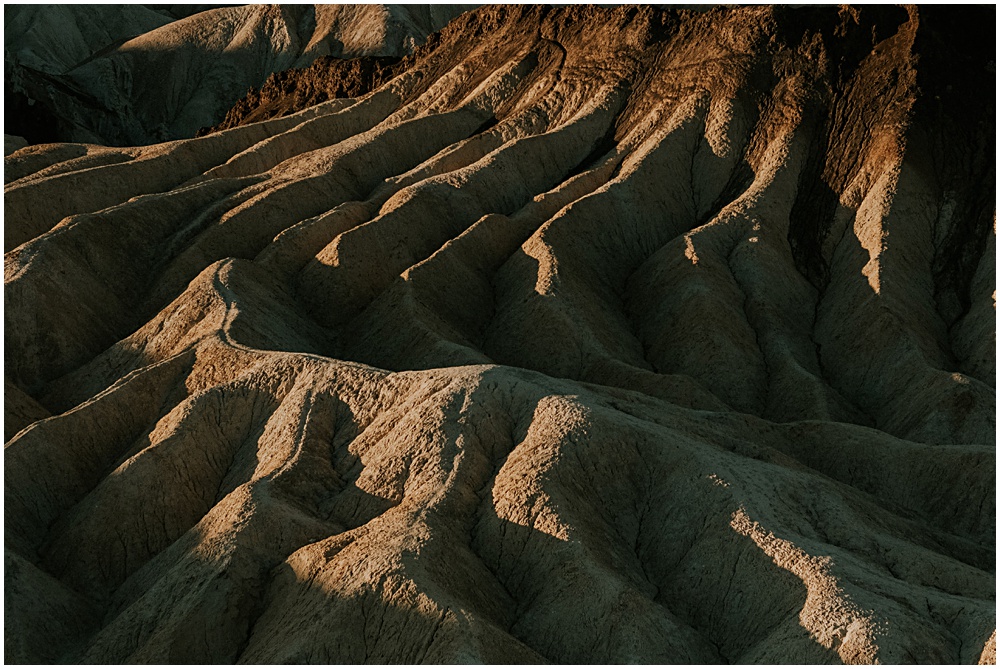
[4,4,995,664]
[199,54,406,135]
[4,4,468,145]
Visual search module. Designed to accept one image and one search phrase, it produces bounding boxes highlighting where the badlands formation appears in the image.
[4,4,996,664]
[5,4,466,145]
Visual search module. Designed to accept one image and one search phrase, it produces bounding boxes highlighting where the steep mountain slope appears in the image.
[4,5,171,74]
[5,4,468,145]
[4,4,171,145]
[4,4,995,664]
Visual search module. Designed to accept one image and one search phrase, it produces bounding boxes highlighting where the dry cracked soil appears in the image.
[3,4,996,665]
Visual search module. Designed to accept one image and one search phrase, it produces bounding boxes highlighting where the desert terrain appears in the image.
[4,4,995,664]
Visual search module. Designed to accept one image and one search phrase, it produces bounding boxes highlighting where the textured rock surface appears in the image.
[4,4,995,664]
[199,54,406,135]
[4,4,468,145]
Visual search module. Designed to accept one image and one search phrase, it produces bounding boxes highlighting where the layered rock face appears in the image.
[4,5,995,664]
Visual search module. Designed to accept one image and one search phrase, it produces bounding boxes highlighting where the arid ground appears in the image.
[4,4,995,664]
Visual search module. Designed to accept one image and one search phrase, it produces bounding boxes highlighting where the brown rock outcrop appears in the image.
[199,55,406,135]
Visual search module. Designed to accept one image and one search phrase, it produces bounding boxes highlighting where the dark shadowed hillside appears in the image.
[4,4,468,145]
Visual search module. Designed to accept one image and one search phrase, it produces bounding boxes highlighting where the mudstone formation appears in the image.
[5,4,467,145]
[4,4,995,664]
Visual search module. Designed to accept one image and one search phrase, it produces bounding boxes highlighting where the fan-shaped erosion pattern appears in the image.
[4,5,995,664]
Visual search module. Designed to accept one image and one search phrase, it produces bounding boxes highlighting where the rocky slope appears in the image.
[4,4,995,664]
[199,53,406,135]
[5,4,468,145]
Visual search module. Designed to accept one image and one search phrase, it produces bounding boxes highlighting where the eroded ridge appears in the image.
[5,5,995,664]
